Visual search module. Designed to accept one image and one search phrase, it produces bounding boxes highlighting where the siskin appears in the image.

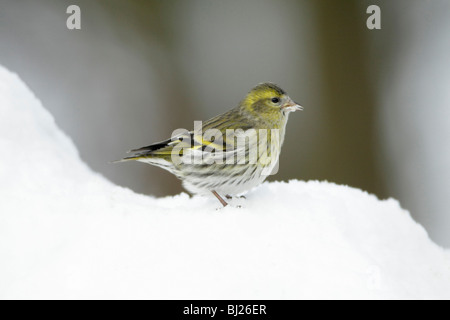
[115,83,302,207]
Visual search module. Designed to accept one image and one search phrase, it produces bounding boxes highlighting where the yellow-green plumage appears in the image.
[116,82,302,206]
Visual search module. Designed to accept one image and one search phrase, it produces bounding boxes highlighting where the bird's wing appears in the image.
[117,109,256,163]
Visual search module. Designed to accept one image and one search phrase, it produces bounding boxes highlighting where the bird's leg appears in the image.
[212,190,228,207]
[225,195,232,200]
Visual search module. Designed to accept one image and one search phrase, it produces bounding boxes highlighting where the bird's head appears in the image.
[240,83,303,121]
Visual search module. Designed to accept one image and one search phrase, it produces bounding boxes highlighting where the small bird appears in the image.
[115,83,302,207]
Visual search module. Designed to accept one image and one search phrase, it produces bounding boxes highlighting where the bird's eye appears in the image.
[271,97,280,104]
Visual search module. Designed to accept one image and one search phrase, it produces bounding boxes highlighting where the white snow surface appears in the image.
[0,65,449,300]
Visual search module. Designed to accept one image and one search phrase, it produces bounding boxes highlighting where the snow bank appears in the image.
[0,65,449,300]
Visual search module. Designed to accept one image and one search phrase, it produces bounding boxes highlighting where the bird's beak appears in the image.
[282,100,303,112]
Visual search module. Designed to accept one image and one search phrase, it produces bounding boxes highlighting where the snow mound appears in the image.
[0,65,449,300]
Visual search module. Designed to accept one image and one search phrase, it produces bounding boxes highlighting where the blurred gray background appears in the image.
[1,0,449,247]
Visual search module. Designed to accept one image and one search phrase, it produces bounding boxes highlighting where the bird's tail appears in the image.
[109,155,145,164]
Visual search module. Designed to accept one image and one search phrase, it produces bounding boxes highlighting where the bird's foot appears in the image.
[225,194,246,200]
[213,192,246,209]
